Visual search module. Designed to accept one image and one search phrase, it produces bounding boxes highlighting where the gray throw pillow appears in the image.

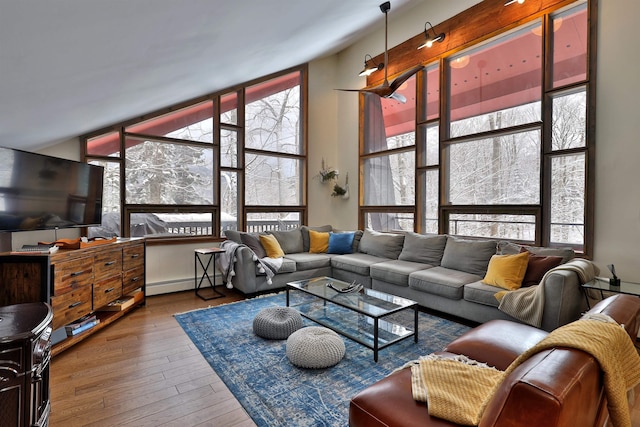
[223,230,243,243]
[440,237,497,276]
[351,230,364,253]
[398,232,447,265]
[497,241,575,264]
[524,246,574,264]
[240,233,267,258]
[269,228,304,254]
[301,225,333,252]
[357,229,405,259]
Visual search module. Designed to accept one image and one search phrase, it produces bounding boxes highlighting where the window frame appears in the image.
[359,0,595,256]
[82,65,308,244]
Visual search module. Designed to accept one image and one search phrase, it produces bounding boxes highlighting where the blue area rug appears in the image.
[174,292,471,427]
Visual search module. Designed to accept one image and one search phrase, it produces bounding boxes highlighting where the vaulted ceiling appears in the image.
[0,0,424,151]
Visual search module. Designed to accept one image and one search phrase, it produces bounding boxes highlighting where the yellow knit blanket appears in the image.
[410,317,640,426]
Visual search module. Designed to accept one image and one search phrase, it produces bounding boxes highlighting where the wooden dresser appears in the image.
[0,238,145,356]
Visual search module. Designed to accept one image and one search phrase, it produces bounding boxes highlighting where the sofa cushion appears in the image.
[440,237,496,276]
[350,230,364,252]
[350,366,428,427]
[370,260,432,287]
[309,230,330,253]
[284,253,331,271]
[259,234,285,258]
[239,232,267,259]
[398,232,447,265]
[358,229,405,259]
[331,253,389,277]
[223,229,243,243]
[301,225,333,252]
[522,253,564,287]
[482,252,529,291]
[464,281,504,307]
[269,228,304,254]
[408,266,482,300]
[254,256,296,275]
[327,232,355,254]
[498,241,575,264]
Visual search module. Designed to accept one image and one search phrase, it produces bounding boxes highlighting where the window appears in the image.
[445,2,590,250]
[361,1,592,254]
[84,67,306,240]
[361,73,418,232]
[243,71,305,232]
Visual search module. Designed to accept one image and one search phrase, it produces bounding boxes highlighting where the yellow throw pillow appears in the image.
[483,252,529,291]
[309,230,330,253]
[259,234,285,258]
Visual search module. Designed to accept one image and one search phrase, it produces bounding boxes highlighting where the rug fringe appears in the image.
[173,305,217,316]
[172,291,283,316]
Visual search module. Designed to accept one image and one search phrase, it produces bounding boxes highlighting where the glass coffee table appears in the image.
[582,277,640,308]
[286,276,418,362]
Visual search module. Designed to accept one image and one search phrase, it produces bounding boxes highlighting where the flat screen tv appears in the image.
[0,147,104,232]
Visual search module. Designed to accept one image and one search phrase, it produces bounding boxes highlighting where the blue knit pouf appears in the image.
[286,326,345,369]
[253,307,303,340]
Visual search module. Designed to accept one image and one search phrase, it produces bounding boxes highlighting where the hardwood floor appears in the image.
[50,289,640,427]
[49,289,257,427]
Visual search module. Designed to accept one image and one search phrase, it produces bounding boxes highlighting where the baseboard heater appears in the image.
[146,275,221,296]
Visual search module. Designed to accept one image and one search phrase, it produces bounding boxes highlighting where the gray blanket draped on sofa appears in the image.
[216,240,282,288]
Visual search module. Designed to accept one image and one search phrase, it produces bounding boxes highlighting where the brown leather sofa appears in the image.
[349,294,640,427]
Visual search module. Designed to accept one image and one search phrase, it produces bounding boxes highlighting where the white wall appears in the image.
[593,0,640,281]
[307,56,345,228]
[144,242,213,295]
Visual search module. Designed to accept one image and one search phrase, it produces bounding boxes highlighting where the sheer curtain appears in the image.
[363,93,400,230]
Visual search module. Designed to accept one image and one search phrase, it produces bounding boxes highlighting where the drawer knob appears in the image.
[68,301,82,309]
[105,261,116,266]
[105,287,115,293]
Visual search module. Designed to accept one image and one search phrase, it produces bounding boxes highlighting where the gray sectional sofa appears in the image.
[222,226,587,331]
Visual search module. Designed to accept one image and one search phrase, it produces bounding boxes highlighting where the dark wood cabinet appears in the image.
[0,302,53,427]
[0,238,145,356]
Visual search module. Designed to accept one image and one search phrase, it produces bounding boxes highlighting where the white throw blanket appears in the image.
[217,240,283,289]
[496,258,599,327]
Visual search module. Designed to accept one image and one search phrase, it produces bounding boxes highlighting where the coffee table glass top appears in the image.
[287,276,417,318]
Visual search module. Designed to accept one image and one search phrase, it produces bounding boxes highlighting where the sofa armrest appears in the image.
[585,294,640,341]
[225,245,261,294]
[479,349,603,427]
[539,269,588,331]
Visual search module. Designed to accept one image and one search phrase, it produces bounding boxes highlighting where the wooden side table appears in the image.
[194,248,225,301]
